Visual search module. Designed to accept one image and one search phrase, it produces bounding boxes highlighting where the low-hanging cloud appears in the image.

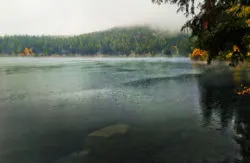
[0,0,187,35]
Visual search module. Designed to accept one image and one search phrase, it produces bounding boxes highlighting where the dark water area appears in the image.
[0,57,250,163]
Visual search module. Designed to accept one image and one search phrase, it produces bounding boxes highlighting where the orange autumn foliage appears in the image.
[233,45,240,52]
[189,48,208,61]
[19,48,33,56]
[236,85,250,95]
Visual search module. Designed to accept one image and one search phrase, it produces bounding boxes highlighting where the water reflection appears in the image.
[199,80,235,130]
[198,66,250,162]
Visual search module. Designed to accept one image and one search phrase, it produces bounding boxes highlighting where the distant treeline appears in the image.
[0,26,193,56]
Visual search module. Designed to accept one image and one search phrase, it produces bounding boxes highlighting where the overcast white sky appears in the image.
[0,0,187,35]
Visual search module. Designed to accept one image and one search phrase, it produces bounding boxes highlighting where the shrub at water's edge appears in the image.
[190,46,250,62]
[189,48,208,61]
[19,48,34,57]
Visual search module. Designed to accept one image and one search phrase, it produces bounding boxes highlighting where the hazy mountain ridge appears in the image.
[0,26,193,56]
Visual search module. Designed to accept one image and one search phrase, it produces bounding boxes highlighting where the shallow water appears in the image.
[0,57,249,163]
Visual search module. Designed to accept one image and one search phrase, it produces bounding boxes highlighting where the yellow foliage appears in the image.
[227,5,250,18]
[225,52,233,60]
[189,48,208,61]
[225,45,250,60]
[29,48,33,54]
[246,19,250,27]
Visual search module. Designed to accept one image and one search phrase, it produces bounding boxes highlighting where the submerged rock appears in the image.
[88,124,129,138]
[55,150,89,163]
[84,124,130,161]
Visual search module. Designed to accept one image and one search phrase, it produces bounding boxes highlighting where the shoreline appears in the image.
[0,55,188,59]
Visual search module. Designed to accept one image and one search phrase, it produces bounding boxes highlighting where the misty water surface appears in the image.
[0,57,249,163]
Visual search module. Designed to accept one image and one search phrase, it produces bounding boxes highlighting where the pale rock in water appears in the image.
[88,124,129,138]
[55,124,129,163]
[55,150,89,163]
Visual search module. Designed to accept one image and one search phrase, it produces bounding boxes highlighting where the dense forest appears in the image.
[0,26,192,56]
[153,0,250,64]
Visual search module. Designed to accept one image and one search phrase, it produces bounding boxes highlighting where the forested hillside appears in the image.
[0,26,192,56]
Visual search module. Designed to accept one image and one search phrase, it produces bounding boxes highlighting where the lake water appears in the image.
[0,57,249,163]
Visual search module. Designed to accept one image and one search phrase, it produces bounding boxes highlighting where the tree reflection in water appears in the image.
[198,66,250,163]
